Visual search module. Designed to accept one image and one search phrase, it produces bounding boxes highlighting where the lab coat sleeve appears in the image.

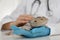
[0,0,26,30]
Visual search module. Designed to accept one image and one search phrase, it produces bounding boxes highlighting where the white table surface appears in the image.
[0,31,60,40]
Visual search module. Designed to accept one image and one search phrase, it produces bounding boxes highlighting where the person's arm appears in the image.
[1,21,26,31]
[1,22,12,30]
[0,15,15,31]
[1,14,33,31]
[1,0,27,31]
[1,22,17,30]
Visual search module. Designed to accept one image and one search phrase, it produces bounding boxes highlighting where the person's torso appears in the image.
[25,0,47,17]
[13,0,60,20]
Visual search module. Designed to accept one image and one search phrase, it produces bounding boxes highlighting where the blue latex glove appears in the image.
[11,25,51,38]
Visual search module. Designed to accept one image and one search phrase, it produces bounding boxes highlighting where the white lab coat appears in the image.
[0,0,60,35]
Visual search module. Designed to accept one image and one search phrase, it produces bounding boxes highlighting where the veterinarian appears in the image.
[0,0,60,37]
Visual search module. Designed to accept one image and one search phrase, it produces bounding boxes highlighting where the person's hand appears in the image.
[11,25,50,38]
[1,14,33,30]
[12,14,33,27]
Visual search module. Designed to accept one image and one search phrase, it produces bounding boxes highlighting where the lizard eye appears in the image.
[34,20,37,22]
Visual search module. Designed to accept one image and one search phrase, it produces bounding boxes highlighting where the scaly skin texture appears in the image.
[30,16,48,27]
